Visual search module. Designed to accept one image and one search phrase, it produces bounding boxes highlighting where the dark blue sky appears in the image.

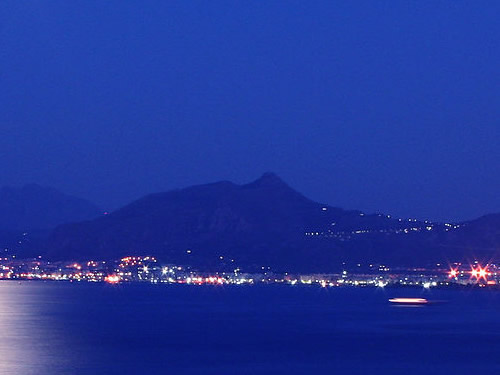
[1,1,498,222]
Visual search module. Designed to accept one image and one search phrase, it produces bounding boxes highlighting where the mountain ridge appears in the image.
[0,184,102,232]
[42,173,500,271]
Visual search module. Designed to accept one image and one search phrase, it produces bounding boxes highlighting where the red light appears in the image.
[470,265,489,281]
[448,269,458,278]
[470,268,479,278]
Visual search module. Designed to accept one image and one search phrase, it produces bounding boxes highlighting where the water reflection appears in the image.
[0,281,499,375]
[0,282,71,374]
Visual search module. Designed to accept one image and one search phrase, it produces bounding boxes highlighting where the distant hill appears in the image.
[0,184,102,232]
[44,173,500,271]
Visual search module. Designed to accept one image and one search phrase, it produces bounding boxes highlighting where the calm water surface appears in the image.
[0,281,499,374]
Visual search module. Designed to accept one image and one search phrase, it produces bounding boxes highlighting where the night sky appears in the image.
[1,1,498,222]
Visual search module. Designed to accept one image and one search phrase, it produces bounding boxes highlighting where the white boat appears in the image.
[389,298,428,305]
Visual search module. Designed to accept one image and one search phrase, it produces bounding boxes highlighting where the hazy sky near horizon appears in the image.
[1,1,499,222]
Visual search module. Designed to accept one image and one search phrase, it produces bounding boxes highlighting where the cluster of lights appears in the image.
[104,275,120,284]
[470,266,489,281]
[119,256,157,268]
[185,276,226,285]
[448,264,492,282]
[2,253,499,289]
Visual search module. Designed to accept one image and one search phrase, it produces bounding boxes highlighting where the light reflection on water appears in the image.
[0,282,70,374]
[0,281,500,375]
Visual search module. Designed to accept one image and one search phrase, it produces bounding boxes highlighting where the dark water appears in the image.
[0,282,499,374]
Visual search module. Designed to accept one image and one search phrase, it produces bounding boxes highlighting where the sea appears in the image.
[0,281,499,375]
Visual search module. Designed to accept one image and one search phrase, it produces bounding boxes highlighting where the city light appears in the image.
[470,267,479,278]
[479,268,487,279]
[0,257,498,288]
[105,275,120,284]
[470,265,489,281]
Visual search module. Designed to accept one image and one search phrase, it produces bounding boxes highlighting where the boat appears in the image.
[388,297,428,305]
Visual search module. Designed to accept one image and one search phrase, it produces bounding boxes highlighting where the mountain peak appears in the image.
[247,172,287,188]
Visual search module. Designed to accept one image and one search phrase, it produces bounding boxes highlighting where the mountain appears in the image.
[0,184,102,232]
[44,173,500,271]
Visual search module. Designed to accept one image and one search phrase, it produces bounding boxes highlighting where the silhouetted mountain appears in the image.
[45,174,500,271]
[0,184,102,232]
